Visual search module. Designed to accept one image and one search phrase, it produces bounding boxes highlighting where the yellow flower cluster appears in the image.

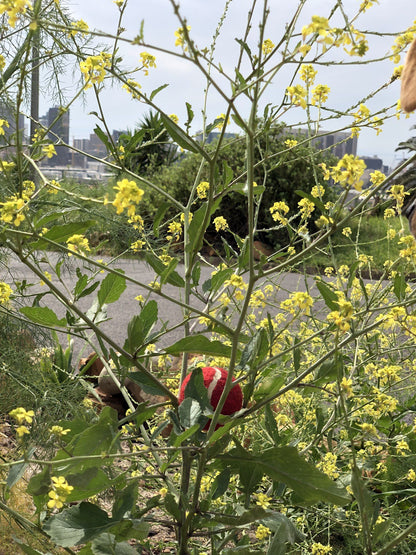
[80,52,112,89]
[197,181,209,199]
[49,425,70,437]
[327,297,354,333]
[111,178,144,217]
[122,78,142,100]
[213,216,228,232]
[0,180,35,227]
[174,25,191,50]
[270,201,289,225]
[9,406,34,438]
[47,476,74,509]
[66,234,90,256]
[68,19,89,38]
[0,118,9,135]
[388,184,409,210]
[281,291,314,316]
[255,492,272,509]
[262,39,275,56]
[255,524,271,540]
[311,543,333,555]
[140,51,156,76]
[0,0,32,27]
[321,154,366,191]
[167,221,182,241]
[316,452,340,480]
[0,281,12,304]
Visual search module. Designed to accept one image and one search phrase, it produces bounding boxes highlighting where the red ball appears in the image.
[178,367,243,429]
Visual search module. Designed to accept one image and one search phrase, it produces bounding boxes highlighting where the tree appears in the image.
[116,111,177,175]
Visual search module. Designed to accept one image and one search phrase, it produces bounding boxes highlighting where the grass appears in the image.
[304,214,408,275]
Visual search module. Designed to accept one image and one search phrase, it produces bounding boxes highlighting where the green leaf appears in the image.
[11,538,46,555]
[31,221,96,249]
[164,493,181,521]
[181,366,210,410]
[65,468,113,503]
[178,397,205,429]
[212,506,268,526]
[239,328,268,370]
[211,468,231,500]
[295,189,325,212]
[315,279,339,311]
[7,448,35,490]
[160,113,205,156]
[145,253,185,287]
[202,268,234,294]
[124,300,158,355]
[393,272,407,301]
[185,203,208,256]
[94,125,112,152]
[20,306,66,327]
[112,480,138,521]
[172,424,200,446]
[218,446,350,506]
[164,334,231,357]
[43,502,116,547]
[97,272,126,307]
[126,372,167,397]
[90,534,138,554]
[152,201,170,238]
[229,182,265,197]
[149,83,169,101]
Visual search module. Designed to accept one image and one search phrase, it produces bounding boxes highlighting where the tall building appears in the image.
[44,106,70,166]
[292,128,358,158]
[0,101,25,156]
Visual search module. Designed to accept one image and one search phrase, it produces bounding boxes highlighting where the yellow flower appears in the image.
[262,39,275,56]
[131,239,145,252]
[9,407,34,424]
[42,144,56,159]
[80,52,112,89]
[68,19,89,38]
[66,234,90,256]
[16,425,30,438]
[255,524,271,540]
[254,492,272,509]
[174,25,191,49]
[0,118,9,135]
[311,84,330,106]
[49,425,70,437]
[112,178,144,216]
[122,79,142,99]
[0,282,12,304]
[196,181,209,199]
[317,452,340,480]
[388,184,409,209]
[167,221,182,240]
[270,201,289,225]
[140,51,156,75]
[298,197,315,219]
[300,64,317,86]
[284,139,298,148]
[286,84,307,109]
[406,468,416,481]
[311,543,333,555]
[213,216,228,232]
[169,113,179,124]
[47,476,73,509]
[0,0,32,27]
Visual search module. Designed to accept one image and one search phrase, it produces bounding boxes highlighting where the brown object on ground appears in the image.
[253,240,273,260]
[78,352,104,380]
[401,37,416,113]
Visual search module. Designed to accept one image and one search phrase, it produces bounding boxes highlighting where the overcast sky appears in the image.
[47,0,416,169]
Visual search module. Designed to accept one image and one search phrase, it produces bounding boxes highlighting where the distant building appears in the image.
[71,130,126,168]
[0,101,25,157]
[292,128,358,158]
[43,106,70,166]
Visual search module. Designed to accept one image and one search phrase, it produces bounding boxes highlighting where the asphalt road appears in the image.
[1,252,314,364]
